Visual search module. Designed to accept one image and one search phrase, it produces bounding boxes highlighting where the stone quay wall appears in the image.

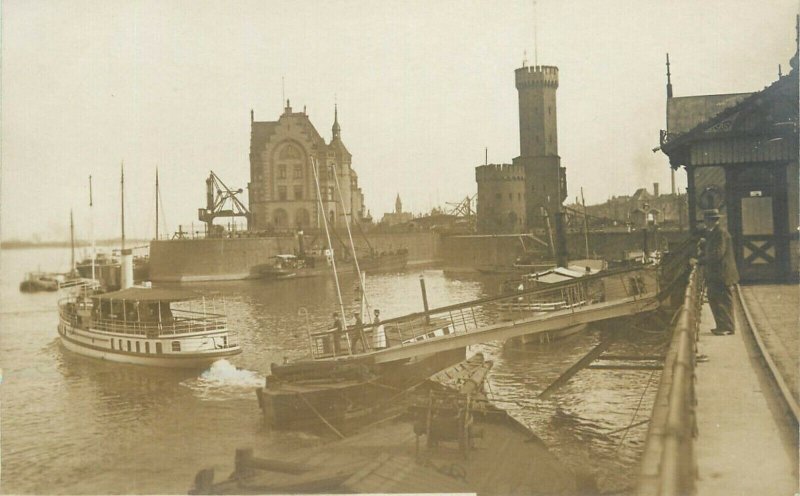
[149,231,439,282]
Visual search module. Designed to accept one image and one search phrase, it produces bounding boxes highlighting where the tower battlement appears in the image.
[515,65,559,88]
[475,163,525,181]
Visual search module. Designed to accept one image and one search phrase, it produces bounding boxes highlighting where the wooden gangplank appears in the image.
[367,294,659,364]
[306,265,665,365]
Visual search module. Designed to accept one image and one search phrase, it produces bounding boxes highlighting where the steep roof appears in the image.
[662,67,798,158]
[667,93,752,134]
[250,121,278,154]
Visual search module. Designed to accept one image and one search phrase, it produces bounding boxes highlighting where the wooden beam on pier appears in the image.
[538,340,614,400]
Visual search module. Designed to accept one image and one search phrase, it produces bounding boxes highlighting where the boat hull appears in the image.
[257,347,466,430]
[57,321,241,369]
[514,323,588,345]
[252,252,409,281]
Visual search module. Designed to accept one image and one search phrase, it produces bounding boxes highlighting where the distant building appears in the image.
[660,51,798,282]
[247,102,366,230]
[381,194,413,226]
[477,63,566,233]
[580,182,687,228]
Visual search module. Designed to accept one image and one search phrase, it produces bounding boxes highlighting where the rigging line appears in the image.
[297,392,345,439]
[614,367,658,454]
[331,163,372,323]
[310,157,350,352]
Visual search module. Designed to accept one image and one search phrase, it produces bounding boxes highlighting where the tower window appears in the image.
[548,106,552,115]
[294,186,303,200]
[278,165,286,179]
[293,165,302,178]
[278,186,287,201]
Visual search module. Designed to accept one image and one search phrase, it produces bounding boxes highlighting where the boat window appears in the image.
[135,341,140,353]
[156,342,163,354]
[145,342,150,354]
[171,341,181,352]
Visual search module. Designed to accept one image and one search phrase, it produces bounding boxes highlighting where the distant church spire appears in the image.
[395,193,402,214]
[332,103,341,140]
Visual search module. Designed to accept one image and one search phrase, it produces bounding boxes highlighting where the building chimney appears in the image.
[653,182,660,197]
[671,170,676,195]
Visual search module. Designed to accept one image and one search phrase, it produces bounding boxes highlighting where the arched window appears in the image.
[296,208,310,227]
[273,208,289,227]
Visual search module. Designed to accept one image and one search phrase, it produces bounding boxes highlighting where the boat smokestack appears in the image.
[121,249,134,289]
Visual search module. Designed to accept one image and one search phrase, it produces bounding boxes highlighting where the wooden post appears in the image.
[419,275,430,324]
[581,187,590,258]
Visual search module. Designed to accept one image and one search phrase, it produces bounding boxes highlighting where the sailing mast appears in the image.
[310,157,350,351]
[120,162,133,289]
[89,175,96,281]
[155,168,159,240]
[121,162,125,250]
[331,163,372,324]
[69,209,76,275]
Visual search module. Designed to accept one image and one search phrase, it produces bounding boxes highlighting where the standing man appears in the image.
[331,312,343,355]
[348,311,366,353]
[701,209,739,335]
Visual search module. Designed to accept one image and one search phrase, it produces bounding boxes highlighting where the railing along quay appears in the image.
[637,264,704,496]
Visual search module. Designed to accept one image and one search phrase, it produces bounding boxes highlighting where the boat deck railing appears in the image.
[59,301,230,338]
[307,263,666,360]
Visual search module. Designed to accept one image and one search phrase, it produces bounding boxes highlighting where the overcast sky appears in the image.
[1,0,797,241]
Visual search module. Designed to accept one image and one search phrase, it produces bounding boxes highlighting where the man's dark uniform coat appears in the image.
[703,221,740,332]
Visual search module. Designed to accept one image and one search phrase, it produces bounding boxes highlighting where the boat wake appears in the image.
[182,359,264,401]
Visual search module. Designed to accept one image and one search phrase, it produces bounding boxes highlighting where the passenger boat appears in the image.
[57,286,241,368]
[256,158,461,429]
[19,272,61,292]
[75,251,150,290]
[499,264,606,345]
[253,249,408,280]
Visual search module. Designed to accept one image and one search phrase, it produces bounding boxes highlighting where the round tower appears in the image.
[515,65,559,157]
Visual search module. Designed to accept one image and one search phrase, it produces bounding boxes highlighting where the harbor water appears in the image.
[1,247,664,494]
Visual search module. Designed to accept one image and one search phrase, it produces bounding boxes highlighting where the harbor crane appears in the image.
[198,171,251,235]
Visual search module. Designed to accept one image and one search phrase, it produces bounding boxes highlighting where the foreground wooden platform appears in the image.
[192,407,580,495]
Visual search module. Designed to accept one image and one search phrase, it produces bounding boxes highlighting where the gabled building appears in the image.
[660,52,799,281]
[248,101,366,230]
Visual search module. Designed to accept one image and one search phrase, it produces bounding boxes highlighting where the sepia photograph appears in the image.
[1,1,798,494]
